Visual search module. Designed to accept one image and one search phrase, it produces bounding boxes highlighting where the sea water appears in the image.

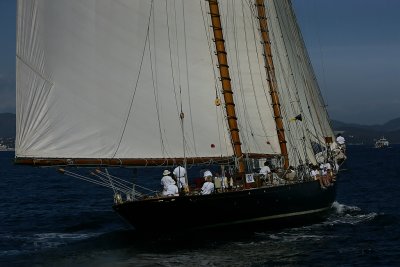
[1,145,399,266]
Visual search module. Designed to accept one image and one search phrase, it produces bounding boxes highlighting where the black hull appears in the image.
[113,180,336,233]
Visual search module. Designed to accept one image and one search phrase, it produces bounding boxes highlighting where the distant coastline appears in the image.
[1,113,400,145]
[332,118,400,145]
[0,143,14,151]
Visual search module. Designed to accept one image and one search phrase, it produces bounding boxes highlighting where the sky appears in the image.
[0,0,399,125]
[292,0,400,125]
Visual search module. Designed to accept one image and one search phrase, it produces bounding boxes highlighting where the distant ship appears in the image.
[375,137,389,148]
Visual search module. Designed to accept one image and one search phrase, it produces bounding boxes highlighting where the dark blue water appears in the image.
[1,145,399,266]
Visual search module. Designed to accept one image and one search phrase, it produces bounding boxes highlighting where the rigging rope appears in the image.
[149,1,167,157]
[182,0,197,155]
[230,0,254,163]
[60,168,158,200]
[112,0,154,158]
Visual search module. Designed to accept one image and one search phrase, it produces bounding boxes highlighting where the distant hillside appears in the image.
[380,118,400,132]
[332,118,400,145]
[0,113,15,138]
[1,113,399,145]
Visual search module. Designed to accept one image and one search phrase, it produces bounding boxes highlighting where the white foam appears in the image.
[34,232,95,240]
[32,232,99,249]
[331,201,361,214]
[327,201,378,225]
[0,232,101,258]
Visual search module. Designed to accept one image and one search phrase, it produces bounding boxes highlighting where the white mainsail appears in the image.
[16,0,238,160]
[16,0,334,168]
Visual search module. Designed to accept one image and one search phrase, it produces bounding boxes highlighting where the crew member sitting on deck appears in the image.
[285,166,296,181]
[259,161,271,184]
[310,165,319,181]
[163,180,179,196]
[161,170,178,196]
[271,169,286,185]
[213,172,228,192]
[201,170,215,195]
[203,170,213,181]
[319,163,332,188]
[311,165,325,189]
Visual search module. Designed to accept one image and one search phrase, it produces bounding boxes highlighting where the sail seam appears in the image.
[16,55,54,86]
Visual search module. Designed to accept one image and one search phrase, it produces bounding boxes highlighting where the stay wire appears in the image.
[112,0,154,158]
[149,2,167,157]
[182,0,197,155]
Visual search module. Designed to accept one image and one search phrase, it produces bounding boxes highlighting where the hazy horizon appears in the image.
[2,109,399,127]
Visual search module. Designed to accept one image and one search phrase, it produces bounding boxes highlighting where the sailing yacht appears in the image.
[15,0,344,232]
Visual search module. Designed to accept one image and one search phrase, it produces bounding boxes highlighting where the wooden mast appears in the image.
[255,0,289,169]
[207,0,245,176]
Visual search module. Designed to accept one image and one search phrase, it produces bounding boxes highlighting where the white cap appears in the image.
[163,170,171,176]
[203,170,212,177]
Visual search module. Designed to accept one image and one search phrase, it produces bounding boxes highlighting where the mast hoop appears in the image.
[213,38,225,43]
[215,51,227,55]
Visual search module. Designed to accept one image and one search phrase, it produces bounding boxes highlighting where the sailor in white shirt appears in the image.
[259,161,271,184]
[173,165,187,190]
[163,182,179,196]
[319,162,332,188]
[310,165,326,189]
[310,168,319,180]
[203,170,213,180]
[320,164,327,176]
[320,162,332,176]
[161,170,175,194]
[259,162,271,176]
[201,176,215,195]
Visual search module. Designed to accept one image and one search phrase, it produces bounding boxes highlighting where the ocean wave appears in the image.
[331,201,361,214]
[0,232,100,258]
[267,233,327,242]
[32,232,100,249]
[327,201,379,225]
[0,249,25,257]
